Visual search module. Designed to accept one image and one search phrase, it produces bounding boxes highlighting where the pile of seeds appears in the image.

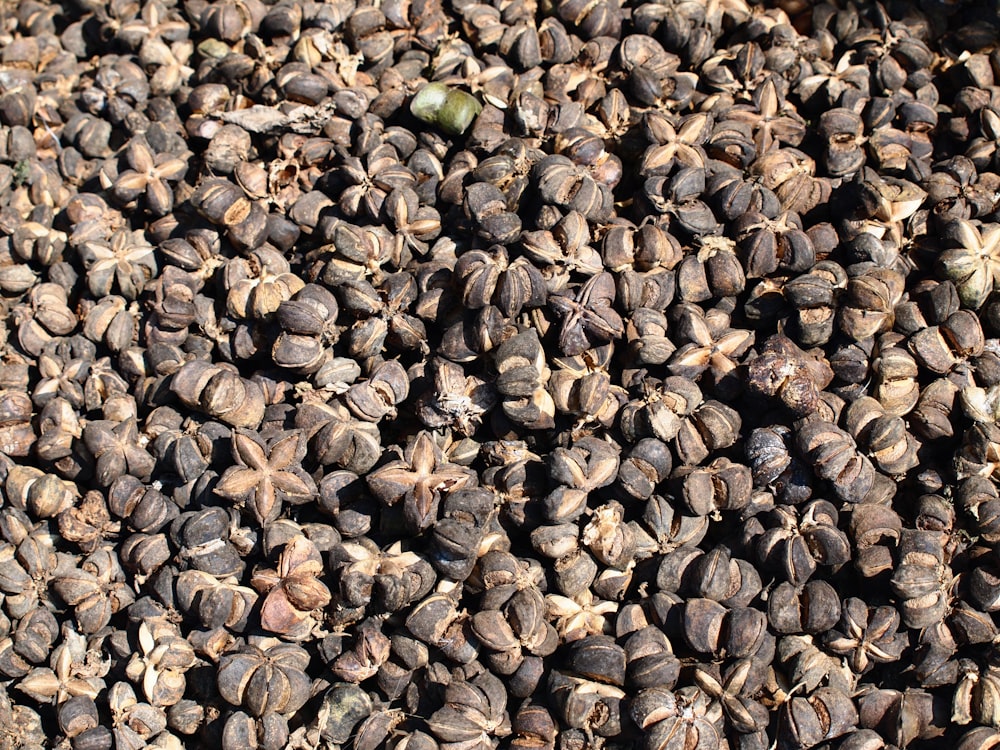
[4,0,1000,747]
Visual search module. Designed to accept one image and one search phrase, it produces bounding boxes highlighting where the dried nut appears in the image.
[318,683,373,744]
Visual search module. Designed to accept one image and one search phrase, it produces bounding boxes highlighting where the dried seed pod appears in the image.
[768,580,840,635]
[253,535,331,638]
[913,378,958,440]
[533,155,612,223]
[675,400,741,466]
[171,508,243,578]
[795,421,876,504]
[891,529,951,629]
[692,659,769,735]
[332,617,391,683]
[367,431,477,532]
[431,488,494,580]
[859,686,947,746]
[217,643,312,717]
[512,703,556,750]
[465,182,522,245]
[170,362,266,429]
[6,466,76,519]
[176,570,257,631]
[843,397,921,476]
[548,670,625,738]
[455,245,546,316]
[125,622,195,712]
[616,438,672,500]
[298,401,381,474]
[494,329,555,430]
[318,683,374,744]
[746,334,834,417]
[937,220,1000,309]
[428,671,512,745]
[581,502,634,569]
[756,502,850,585]
[779,687,859,749]
[630,685,720,750]
[566,635,626,686]
[52,549,134,634]
[672,457,753,516]
[956,727,1000,750]
[682,598,727,655]
[823,598,908,675]
[957,476,1000,544]
[215,429,316,526]
[622,624,680,690]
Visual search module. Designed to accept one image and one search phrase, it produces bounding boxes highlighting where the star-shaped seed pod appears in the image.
[693,659,769,736]
[366,431,477,532]
[639,112,712,176]
[533,154,611,223]
[78,227,157,301]
[937,219,1000,309]
[16,625,106,705]
[667,304,754,393]
[33,350,88,411]
[337,144,416,221]
[82,418,156,487]
[756,501,851,585]
[252,535,331,638]
[124,621,197,707]
[215,429,317,526]
[549,272,625,356]
[108,135,189,216]
[545,589,618,643]
[822,598,908,675]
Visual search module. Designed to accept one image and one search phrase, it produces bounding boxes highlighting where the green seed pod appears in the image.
[438,90,482,135]
[411,83,450,124]
[410,83,482,135]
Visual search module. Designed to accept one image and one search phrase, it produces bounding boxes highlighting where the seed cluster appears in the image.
[3,0,1000,748]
